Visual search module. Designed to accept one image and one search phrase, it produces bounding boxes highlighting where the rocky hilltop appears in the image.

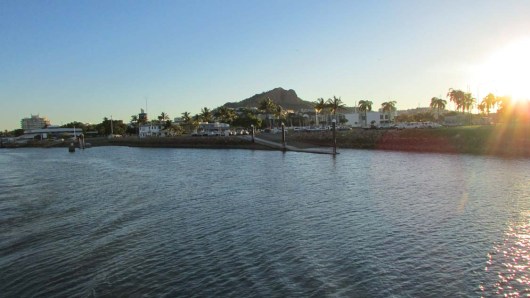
[223,87,314,110]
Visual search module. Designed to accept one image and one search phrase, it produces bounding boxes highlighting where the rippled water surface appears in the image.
[1,147,529,297]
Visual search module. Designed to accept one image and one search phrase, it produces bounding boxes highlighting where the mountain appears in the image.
[223,88,315,111]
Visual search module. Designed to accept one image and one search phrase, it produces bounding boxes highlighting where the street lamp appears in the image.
[281,122,286,150]
[110,115,114,137]
[332,119,337,155]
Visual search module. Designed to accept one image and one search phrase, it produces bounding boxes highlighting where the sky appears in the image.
[1,0,530,130]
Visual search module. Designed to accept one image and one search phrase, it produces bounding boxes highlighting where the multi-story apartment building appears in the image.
[20,115,51,130]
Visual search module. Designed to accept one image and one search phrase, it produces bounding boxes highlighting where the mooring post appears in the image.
[332,119,337,155]
[281,122,286,150]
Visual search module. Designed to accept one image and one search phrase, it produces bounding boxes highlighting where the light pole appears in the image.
[281,122,286,150]
[110,115,114,138]
[250,124,255,143]
[332,119,337,155]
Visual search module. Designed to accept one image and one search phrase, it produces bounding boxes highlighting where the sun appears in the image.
[474,37,530,103]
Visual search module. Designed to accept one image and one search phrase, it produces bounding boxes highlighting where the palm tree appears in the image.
[313,97,326,127]
[430,97,447,120]
[275,105,286,125]
[447,88,465,112]
[462,92,475,124]
[481,93,496,115]
[181,111,193,133]
[381,101,397,126]
[214,106,238,125]
[259,97,278,128]
[181,111,191,124]
[477,101,487,115]
[326,96,345,121]
[158,112,169,123]
[463,92,475,113]
[358,100,373,127]
[192,114,202,127]
[200,107,213,123]
[496,96,512,117]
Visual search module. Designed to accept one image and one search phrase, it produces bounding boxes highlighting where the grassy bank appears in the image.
[282,124,529,157]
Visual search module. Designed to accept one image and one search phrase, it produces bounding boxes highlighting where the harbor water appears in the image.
[1,147,529,297]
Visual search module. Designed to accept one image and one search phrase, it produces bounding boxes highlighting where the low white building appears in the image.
[139,124,162,138]
[343,112,380,128]
[344,111,396,128]
[193,122,231,136]
[21,127,82,139]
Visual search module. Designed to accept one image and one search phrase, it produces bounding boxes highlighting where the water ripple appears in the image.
[0,148,529,296]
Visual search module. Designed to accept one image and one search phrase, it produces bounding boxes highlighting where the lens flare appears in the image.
[474,37,530,103]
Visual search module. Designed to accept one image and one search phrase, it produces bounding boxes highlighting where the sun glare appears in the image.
[474,37,530,103]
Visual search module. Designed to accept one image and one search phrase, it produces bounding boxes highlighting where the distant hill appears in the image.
[223,88,315,111]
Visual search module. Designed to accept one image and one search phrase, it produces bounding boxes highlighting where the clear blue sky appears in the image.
[1,0,529,130]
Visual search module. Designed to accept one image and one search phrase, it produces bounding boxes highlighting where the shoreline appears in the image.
[2,125,529,158]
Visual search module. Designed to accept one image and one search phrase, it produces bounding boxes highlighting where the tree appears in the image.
[496,96,512,118]
[477,101,487,115]
[13,129,24,137]
[180,112,192,132]
[275,105,286,125]
[430,97,447,120]
[96,117,126,136]
[158,112,169,123]
[381,101,397,125]
[200,107,213,123]
[61,121,87,132]
[259,97,278,128]
[192,114,201,126]
[214,106,238,124]
[169,124,185,135]
[447,88,465,112]
[481,93,496,115]
[326,96,345,121]
[313,97,326,126]
[463,92,475,113]
[128,115,139,135]
[232,109,262,128]
[358,100,373,127]
[181,112,191,124]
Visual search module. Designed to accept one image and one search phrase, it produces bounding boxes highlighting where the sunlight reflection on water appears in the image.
[1,147,530,297]
[483,211,530,297]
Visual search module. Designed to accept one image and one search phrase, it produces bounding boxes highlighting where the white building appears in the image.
[21,114,51,130]
[343,110,396,128]
[20,127,82,140]
[193,122,231,136]
[343,112,380,127]
[139,124,163,138]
